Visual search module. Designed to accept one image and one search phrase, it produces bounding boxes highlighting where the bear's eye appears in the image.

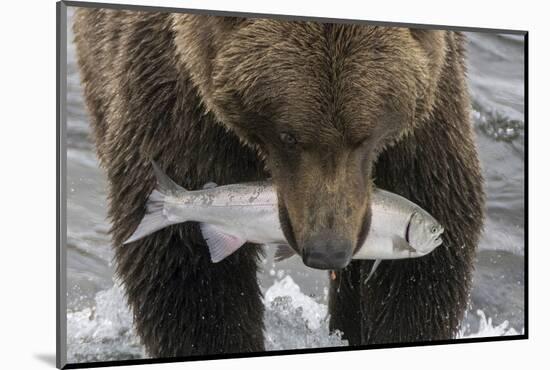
[279,132,297,146]
[351,134,374,150]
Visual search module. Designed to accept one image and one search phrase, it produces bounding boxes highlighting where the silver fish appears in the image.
[124,162,444,272]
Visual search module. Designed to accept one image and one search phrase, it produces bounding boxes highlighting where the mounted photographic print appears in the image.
[56,1,527,368]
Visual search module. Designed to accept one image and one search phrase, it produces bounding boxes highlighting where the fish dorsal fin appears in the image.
[200,223,246,263]
[364,259,382,284]
[151,160,186,195]
[274,244,297,262]
[202,182,218,189]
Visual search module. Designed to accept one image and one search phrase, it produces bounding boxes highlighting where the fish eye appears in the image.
[430,226,439,234]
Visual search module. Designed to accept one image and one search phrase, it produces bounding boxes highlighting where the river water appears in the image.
[64,8,525,363]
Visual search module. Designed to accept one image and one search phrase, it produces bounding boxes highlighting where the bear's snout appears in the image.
[273,147,374,271]
[301,231,353,270]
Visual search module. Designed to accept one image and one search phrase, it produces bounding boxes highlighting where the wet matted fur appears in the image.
[74,8,484,356]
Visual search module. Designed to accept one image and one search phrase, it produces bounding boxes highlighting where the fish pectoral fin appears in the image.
[274,244,297,262]
[364,259,382,284]
[392,236,416,255]
[200,223,246,263]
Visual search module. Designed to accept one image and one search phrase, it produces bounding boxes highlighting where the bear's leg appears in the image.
[73,8,269,356]
[329,241,476,344]
[361,252,473,343]
[116,227,265,357]
[329,112,483,344]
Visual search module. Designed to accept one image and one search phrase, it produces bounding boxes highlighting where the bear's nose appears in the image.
[301,233,353,270]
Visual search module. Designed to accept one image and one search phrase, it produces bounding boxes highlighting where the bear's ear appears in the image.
[409,29,447,63]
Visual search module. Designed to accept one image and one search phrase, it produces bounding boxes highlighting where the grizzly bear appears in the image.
[73,7,484,356]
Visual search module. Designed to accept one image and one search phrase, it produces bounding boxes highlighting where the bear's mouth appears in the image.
[354,205,373,256]
[277,202,300,255]
[277,199,372,259]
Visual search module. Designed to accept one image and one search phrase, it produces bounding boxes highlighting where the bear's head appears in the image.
[173,16,448,269]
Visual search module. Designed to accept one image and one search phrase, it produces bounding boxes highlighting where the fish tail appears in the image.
[123,161,187,244]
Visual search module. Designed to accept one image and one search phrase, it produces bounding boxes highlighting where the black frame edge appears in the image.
[62,0,527,34]
[523,32,529,338]
[57,1,68,369]
[62,335,528,369]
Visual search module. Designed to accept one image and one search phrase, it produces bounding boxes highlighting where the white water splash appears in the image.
[265,275,328,331]
[459,310,521,338]
[67,283,146,363]
[264,275,347,350]
[66,275,521,363]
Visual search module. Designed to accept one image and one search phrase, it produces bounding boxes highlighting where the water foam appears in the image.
[66,275,520,363]
[459,310,521,338]
[472,107,524,143]
[264,275,347,350]
[67,283,146,363]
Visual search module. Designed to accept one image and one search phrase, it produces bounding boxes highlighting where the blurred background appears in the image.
[64,7,525,363]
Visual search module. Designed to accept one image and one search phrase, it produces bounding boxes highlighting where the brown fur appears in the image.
[74,8,484,355]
